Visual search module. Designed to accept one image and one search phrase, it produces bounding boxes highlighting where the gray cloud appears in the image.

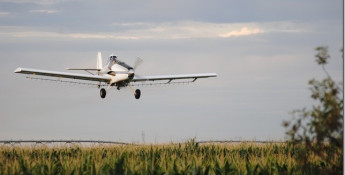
[0,0,71,5]
[29,9,59,13]
[0,0,342,32]
[0,21,304,40]
[0,11,8,16]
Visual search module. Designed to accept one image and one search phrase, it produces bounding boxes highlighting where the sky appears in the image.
[0,0,343,143]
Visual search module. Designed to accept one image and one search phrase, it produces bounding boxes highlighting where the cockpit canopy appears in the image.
[106,54,133,70]
[109,55,117,61]
[108,55,117,62]
[107,55,118,68]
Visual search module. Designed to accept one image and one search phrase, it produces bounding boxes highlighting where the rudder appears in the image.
[97,52,103,69]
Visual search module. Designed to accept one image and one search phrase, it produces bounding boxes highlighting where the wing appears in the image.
[66,68,101,71]
[132,73,217,82]
[14,67,111,83]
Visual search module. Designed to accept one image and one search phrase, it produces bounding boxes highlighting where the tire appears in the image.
[135,89,141,99]
[100,88,106,98]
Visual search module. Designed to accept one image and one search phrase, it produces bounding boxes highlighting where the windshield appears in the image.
[107,55,118,68]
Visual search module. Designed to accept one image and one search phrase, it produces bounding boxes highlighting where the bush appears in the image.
[284,47,343,174]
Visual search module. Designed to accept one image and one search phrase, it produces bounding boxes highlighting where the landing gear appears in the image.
[135,89,141,99]
[128,85,141,99]
[100,88,106,98]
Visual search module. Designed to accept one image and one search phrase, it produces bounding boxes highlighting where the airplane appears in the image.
[14,52,217,99]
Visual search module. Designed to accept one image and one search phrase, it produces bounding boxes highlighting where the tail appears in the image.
[97,52,103,69]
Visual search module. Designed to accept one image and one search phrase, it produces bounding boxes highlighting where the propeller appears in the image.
[133,57,143,70]
[129,57,144,79]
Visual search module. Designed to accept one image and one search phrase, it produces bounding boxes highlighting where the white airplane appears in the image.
[14,52,217,99]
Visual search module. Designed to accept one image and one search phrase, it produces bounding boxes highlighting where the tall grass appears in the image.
[0,140,340,174]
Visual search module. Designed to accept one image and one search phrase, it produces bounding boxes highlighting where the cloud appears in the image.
[0,11,9,16]
[134,21,265,39]
[219,27,262,38]
[0,21,305,40]
[29,9,59,14]
[0,29,140,40]
[0,0,69,5]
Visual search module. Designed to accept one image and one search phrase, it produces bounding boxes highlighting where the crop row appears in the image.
[0,140,339,174]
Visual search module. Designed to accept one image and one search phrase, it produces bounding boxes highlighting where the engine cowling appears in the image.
[128,69,135,79]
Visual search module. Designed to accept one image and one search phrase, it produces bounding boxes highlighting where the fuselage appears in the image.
[99,55,134,87]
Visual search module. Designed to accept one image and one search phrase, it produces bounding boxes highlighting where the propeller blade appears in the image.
[133,57,143,70]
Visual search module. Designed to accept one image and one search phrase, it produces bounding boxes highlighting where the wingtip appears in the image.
[14,67,22,73]
[209,73,217,77]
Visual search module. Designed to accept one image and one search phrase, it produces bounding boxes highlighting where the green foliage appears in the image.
[0,142,336,174]
[284,46,343,174]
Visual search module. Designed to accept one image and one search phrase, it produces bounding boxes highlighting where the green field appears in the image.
[0,140,341,174]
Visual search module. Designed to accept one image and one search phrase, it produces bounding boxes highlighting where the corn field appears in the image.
[0,140,341,174]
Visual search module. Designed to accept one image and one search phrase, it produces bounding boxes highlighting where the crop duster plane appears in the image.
[14,52,217,99]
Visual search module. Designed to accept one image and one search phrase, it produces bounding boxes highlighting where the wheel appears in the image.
[135,89,141,99]
[100,88,106,98]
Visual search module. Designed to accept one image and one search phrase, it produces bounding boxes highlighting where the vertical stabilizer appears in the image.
[97,52,102,69]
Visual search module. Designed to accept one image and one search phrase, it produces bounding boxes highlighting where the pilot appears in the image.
[107,55,117,69]
[111,55,117,63]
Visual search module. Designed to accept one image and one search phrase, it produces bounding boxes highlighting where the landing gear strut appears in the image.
[128,85,141,99]
[100,88,106,98]
[135,89,141,99]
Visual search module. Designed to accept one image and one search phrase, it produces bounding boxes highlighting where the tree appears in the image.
[283,47,343,174]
